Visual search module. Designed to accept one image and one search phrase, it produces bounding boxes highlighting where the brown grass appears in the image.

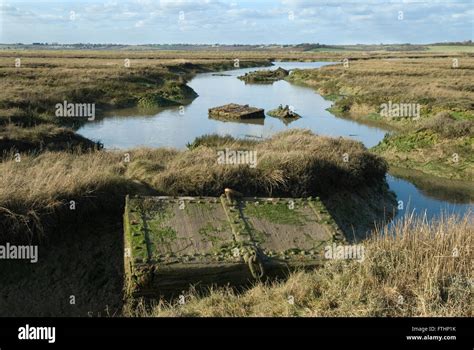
[0,124,100,155]
[124,212,473,317]
[421,111,474,138]
[143,129,387,196]
[0,130,392,242]
[0,150,136,242]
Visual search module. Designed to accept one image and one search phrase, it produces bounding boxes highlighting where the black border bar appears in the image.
[0,317,471,347]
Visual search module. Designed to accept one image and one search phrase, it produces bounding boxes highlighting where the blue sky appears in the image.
[0,0,473,44]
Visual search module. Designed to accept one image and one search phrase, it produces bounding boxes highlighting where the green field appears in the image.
[427,45,474,52]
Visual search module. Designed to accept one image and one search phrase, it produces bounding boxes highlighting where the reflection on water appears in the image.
[208,116,266,126]
[389,166,473,204]
[77,61,473,220]
[387,175,472,223]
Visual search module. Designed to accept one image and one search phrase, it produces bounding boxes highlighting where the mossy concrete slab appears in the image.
[241,198,341,255]
[124,194,344,297]
[208,103,265,120]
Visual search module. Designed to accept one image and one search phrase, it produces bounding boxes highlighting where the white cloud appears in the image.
[1,0,472,44]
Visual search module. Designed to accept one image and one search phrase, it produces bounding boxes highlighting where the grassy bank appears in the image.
[373,113,473,181]
[125,212,472,317]
[288,56,474,181]
[0,124,101,157]
[0,130,395,244]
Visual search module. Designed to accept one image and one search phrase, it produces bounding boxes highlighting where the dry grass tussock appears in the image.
[0,150,135,241]
[124,212,473,317]
[0,129,388,241]
[151,129,387,196]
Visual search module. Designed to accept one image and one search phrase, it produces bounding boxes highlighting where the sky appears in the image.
[0,0,473,44]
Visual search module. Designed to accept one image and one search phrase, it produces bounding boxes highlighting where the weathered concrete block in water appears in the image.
[208,103,264,120]
[124,193,344,297]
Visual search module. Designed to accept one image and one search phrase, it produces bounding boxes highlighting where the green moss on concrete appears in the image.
[198,221,229,246]
[245,202,311,226]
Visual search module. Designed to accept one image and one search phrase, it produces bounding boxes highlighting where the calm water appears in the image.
[77,62,473,221]
[387,175,472,221]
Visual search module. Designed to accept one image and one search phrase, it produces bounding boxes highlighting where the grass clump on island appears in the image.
[130,129,388,197]
[238,67,289,83]
[0,129,394,242]
[288,56,474,180]
[124,212,472,317]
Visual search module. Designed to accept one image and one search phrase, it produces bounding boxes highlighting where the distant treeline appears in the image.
[0,41,472,51]
[429,40,473,46]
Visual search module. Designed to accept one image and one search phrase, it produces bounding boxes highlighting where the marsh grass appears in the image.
[0,51,272,126]
[0,49,465,126]
[124,212,473,317]
[0,130,391,242]
[373,111,474,181]
[0,123,100,155]
[130,130,387,196]
[421,111,474,138]
[288,56,474,121]
[0,150,139,242]
[288,57,474,180]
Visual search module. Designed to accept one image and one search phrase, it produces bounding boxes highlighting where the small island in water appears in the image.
[238,67,289,84]
[268,104,302,124]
